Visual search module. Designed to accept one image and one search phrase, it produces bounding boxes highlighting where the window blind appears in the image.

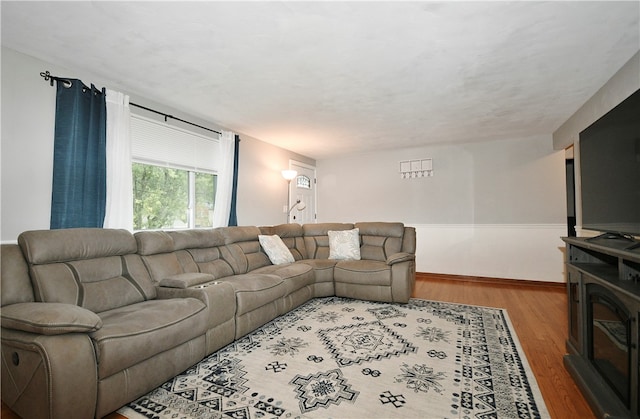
[131,114,220,172]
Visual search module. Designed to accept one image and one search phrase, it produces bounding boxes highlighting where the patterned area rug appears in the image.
[119,297,550,419]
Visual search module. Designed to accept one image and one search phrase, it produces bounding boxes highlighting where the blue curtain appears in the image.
[227,135,240,226]
[50,79,107,229]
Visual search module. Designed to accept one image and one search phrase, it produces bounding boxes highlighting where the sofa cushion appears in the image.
[134,231,174,256]
[19,229,157,313]
[297,259,339,284]
[252,262,315,295]
[334,260,391,286]
[19,228,136,264]
[218,274,286,315]
[303,234,331,259]
[159,272,217,289]
[270,224,307,260]
[29,256,154,313]
[355,222,405,262]
[169,229,225,249]
[328,228,361,260]
[138,252,185,285]
[302,223,354,259]
[219,225,262,245]
[135,231,185,285]
[168,229,233,276]
[182,248,235,279]
[219,227,272,274]
[258,234,295,265]
[92,298,208,378]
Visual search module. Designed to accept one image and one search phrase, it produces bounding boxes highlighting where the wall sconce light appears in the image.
[282,169,298,223]
[399,158,433,179]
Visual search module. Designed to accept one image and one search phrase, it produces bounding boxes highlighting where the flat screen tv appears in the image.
[579,88,640,238]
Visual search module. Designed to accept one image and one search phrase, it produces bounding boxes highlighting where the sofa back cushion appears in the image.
[302,223,354,259]
[168,230,235,278]
[355,222,405,262]
[135,231,184,283]
[270,224,306,260]
[219,226,271,274]
[18,228,156,313]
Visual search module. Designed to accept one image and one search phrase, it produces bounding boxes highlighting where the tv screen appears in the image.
[579,89,640,238]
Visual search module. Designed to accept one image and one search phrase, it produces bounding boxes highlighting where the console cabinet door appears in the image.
[567,265,582,354]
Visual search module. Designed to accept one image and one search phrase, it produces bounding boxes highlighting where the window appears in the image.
[131,114,220,230]
[296,174,312,189]
[132,163,216,230]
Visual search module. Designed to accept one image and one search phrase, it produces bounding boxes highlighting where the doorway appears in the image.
[288,160,316,224]
[566,145,576,237]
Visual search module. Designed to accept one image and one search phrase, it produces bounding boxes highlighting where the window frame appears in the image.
[130,113,220,231]
[131,160,218,231]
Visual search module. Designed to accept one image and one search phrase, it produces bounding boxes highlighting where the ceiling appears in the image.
[2,1,639,159]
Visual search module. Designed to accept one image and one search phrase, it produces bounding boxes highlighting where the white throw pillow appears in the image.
[259,234,295,265]
[328,228,361,260]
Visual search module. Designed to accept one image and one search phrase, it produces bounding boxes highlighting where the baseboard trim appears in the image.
[416,272,565,289]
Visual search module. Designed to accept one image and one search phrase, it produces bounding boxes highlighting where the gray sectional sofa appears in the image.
[1,222,416,419]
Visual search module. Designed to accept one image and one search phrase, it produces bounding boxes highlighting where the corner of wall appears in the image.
[552,51,640,150]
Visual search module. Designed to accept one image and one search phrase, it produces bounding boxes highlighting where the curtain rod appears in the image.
[40,70,223,136]
[129,103,222,135]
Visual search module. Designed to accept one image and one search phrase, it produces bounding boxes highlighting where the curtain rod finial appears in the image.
[40,70,54,86]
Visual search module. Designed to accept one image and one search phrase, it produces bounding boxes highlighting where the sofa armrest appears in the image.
[156,281,235,315]
[386,252,415,265]
[156,282,237,353]
[1,327,98,419]
[159,272,217,288]
[1,302,102,335]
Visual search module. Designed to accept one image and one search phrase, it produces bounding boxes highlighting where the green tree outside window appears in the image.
[133,163,217,230]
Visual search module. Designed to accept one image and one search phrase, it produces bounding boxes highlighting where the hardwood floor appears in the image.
[2,273,594,419]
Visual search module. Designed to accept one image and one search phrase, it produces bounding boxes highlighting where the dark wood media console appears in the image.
[562,236,640,419]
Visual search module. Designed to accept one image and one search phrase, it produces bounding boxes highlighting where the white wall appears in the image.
[317,135,568,282]
[1,47,313,242]
[553,52,639,150]
[1,49,57,240]
[235,135,315,226]
[413,224,566,282]
[0,46,571,282]
[553,52,640,237]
